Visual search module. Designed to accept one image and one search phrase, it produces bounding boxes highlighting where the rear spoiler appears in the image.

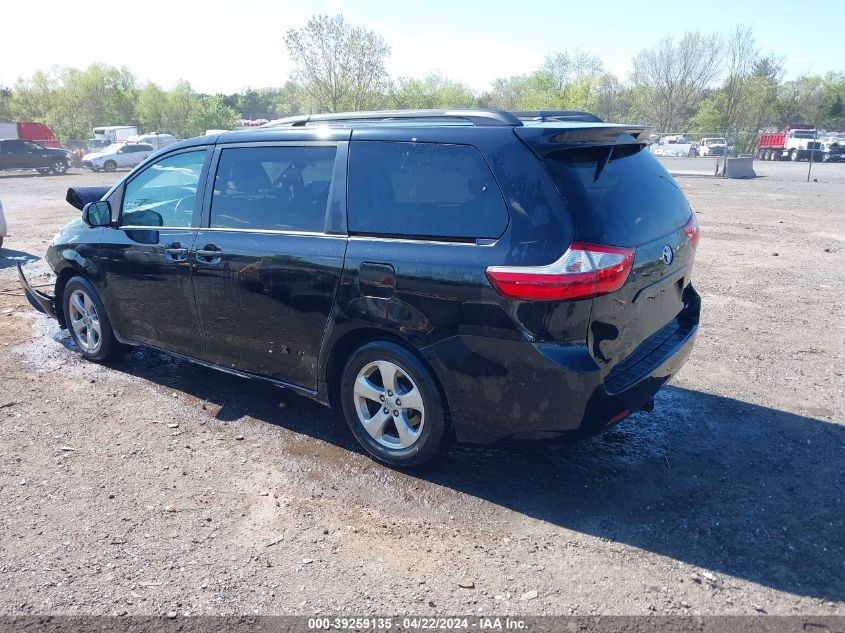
[66,186,111,211]
[511,110,604,123]
[515,124,653,157]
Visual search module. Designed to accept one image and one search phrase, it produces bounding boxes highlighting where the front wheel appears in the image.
[103,160,117,173]
[62,276,118,361]
[50,160,68,175]
[790,150,799,162]
[340,341,447,467]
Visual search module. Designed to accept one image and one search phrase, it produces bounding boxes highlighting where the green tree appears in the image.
[284,14,390,112]
[189,94,239,136]
[137,82,169,132]
[166,80,198,138]
[389,73,476,109]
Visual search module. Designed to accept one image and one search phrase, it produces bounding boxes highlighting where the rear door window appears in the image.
[210,145,337,233]
[348,141,507,240]
[543,144,692,247]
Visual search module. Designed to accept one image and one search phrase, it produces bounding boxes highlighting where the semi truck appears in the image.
[0,121,62,148]
[757,126,823,161]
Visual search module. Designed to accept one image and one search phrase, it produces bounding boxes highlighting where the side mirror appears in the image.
[82,201,112,227]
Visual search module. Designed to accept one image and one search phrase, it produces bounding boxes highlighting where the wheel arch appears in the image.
[53,263,103,329]
[323,326,452,425]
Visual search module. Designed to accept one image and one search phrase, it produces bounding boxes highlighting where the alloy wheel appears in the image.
[68,289,102,353]
[353,360,425,449]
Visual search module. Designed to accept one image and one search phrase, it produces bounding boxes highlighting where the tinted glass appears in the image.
[121,150,207,227]
[543,145,692,247]
[348,141,507,240]
[211,145,336,232]
[4,140,25,153]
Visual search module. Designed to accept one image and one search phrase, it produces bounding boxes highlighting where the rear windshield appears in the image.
[543,144,691,247]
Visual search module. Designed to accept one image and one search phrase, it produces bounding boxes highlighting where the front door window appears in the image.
[121,150,207,228]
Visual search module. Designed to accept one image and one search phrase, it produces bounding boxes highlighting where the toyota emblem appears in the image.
[662,245,674,265]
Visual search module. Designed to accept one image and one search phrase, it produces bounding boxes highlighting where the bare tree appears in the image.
[721,26,759,140]
[542,48,604,106]
[631,31,722,130]
[284,14,390,113]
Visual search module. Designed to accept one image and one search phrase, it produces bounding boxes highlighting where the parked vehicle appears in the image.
[757,126,823,161]
[0,199,6,249]
[93,126,138,144]
[0,121,62,148]
[81,143,154,172]
[0,139,72,175]
[127,133,178,150]
[820,136,845,162]
[19,109,700,467]
[697,137,729,156]
[651,136,695,157]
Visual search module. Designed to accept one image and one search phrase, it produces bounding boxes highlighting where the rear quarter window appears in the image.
[348,141,508,240]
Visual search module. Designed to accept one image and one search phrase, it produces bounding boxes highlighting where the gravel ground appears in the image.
[0,168,843,617]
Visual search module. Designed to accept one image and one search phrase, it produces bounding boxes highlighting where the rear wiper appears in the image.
[593,146,613,182]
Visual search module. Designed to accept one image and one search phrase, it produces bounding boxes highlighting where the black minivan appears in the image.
[20,109,700,466]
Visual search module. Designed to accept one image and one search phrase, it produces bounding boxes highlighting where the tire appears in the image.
[790,150,799,162]
[50,159,68,175]
[62,276,118,361]
[0,236,4,249]
[339,340,447,467]
[103,160,117,173]
[37,168,51,175]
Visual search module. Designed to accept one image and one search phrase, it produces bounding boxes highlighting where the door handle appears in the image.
[164,242,188,262]
[195,245,223,266]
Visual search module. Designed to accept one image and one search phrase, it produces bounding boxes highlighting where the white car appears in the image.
[651,138,695,157]
[126,133,178,150]
[81,143,154,172]
[0,199,6,249]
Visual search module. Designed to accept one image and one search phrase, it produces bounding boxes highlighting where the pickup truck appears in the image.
[0,139,73,175]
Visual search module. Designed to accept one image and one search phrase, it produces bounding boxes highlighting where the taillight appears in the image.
[485,242,634,301]
[684,213,700,250]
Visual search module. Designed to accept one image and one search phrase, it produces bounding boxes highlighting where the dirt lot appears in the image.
[0,167,843,617]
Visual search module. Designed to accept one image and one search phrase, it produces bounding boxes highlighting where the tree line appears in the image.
[1,15,843,151]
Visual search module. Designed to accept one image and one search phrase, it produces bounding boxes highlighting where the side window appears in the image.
[348,141,508,240]
[210,145,336,232]
[121,150,207,227]
[5,140,25,153]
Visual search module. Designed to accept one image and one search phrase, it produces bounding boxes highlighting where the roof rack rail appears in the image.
[511,110,604,123]
[263,109,524,128]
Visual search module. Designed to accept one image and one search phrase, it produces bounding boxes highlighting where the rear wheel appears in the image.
[790,149,799,162]
[50,159,68,175]
[103,160,117,173]
[62,277,118,361]
[340,341,447,467]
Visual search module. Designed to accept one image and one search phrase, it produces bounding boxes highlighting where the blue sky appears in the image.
[1,0,842,93]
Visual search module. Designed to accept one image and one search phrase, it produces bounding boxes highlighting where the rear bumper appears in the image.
[17,264,58,319]
[422,288,700,444]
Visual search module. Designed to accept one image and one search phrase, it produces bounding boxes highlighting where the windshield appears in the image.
[544,144,692,247]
